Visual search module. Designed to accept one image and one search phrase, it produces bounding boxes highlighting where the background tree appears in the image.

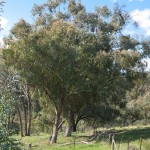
[0,67,34,136]
[126,72,150,125]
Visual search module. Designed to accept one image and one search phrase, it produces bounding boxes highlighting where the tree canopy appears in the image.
[1,0,150,144]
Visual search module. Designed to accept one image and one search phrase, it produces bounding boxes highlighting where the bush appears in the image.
[0,128,21,150]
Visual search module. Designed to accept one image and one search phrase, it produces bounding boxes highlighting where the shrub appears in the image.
[0,128,21,150]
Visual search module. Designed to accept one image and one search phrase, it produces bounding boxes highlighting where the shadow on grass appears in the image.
[114,127,150,143]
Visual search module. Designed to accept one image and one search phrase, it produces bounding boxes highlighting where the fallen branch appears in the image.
[55,140,95,147]
[55,130,124,147]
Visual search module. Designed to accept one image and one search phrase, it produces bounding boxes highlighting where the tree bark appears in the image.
[65,122,72,137]
[7,114,10,131]
[72,115,84,132]
[64,113,74,137]
[27,97,32,136]
[71,114,77,132]
[49,81,65,144]
[22,84,32,136]
[23,98,28,136]
[50,108,61,144]
[73,115,81,132]
[58,120,65,131]
[17,107,24,137]
[26,85,32,136]
[72,122,77,132]
[144,112,148,126]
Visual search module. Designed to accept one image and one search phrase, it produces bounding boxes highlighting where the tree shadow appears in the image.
[114,127,150,143]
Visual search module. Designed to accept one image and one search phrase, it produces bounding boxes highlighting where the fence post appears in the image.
[140,138,142,150]
[127,139,130,150]
[73,136,76,150]
[112,134,115,150]
[109,133,112,145]
[118,141,121,150]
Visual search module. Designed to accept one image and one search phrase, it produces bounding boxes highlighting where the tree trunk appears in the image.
[17,107,24,137]
[145,112,148,126]
[22,84,32,136]
[73,115,82,132]
[58,120,65,131]
[11,114,15,128]
[72,114,77,132]
[26,85,32,136]
[23,99,28,136]
[72,123,77,132]
[50,109,61,144]
[65,122,72,137]
[73,115,81,132]
[48,81,65,144]
[123,116,127,127]
[27,98,31,136]
[7,114,10,131]
[64,113,74,137]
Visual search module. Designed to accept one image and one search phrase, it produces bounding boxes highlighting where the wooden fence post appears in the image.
[109,134,112,145]
[73,136,76,150]
[112,134,115,150]
[127,139,130,150]
[140,138,142,150]
[112,134,118,150]
[118,141,121,150]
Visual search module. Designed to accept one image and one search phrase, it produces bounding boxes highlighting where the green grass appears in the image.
[13,126,150,150]
[114,126,150,142]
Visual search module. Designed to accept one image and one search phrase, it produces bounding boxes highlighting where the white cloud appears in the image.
[130,9,150,36]
[0,17,9,47]
[0,37,4,47]
[0,17,8,28]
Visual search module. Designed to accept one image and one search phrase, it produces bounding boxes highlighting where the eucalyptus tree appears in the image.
[0,1,20,148]
[2,0,150,144]
[3,18,83,143]
[62,2,143,136]
[0,66,33,136]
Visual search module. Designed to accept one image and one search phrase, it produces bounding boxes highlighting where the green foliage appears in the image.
[1,0,150,142]
[0,68,15,123]
[0,128,21,150]
[32,109,55,133]
[126,72,150,125]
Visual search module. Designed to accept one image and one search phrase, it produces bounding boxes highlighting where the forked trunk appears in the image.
[49,81,65,143]
[50,109,61,144]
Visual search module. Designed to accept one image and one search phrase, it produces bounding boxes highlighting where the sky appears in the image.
[0,0,150,69]
[1,0,150,36]
[1,0,150,39]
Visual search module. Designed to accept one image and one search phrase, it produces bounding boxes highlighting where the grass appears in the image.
[114,126,150,142]
[13,125,150,150]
